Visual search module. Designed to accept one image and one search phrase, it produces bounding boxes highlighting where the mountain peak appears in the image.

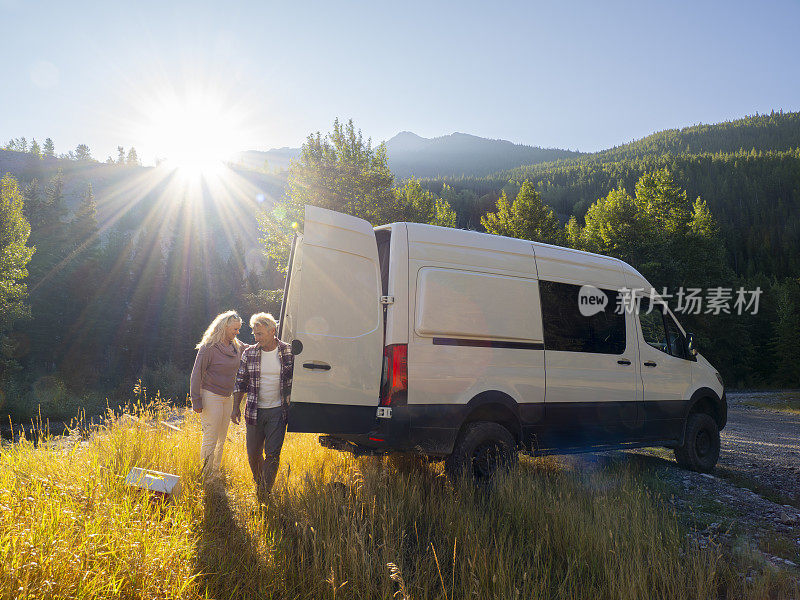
[386,131,427,152]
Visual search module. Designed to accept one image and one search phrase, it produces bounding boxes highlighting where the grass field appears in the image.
[737,390,800,415]
[744,400,800,415]
[1,401,797,600]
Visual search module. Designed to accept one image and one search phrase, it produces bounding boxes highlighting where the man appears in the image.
[232,312,294,501]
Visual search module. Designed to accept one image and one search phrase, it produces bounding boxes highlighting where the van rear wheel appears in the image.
[674,413,720,473]
[445,422,518,483]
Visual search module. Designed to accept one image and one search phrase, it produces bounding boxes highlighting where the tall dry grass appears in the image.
[0,401,796,599]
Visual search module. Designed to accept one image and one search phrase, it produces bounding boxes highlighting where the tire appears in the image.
[674,413,720,473]
[444,421,518,483]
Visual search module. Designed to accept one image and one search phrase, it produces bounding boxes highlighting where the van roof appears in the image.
[387,221,650,288]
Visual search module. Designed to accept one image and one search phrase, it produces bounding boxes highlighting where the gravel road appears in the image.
[722,391,800,505]
[625,390,800,572]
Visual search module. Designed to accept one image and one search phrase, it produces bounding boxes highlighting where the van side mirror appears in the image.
[686,333,698,357]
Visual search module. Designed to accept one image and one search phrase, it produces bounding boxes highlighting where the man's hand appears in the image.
[231,405,241,425]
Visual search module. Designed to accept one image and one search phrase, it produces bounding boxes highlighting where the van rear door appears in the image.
[281,206,384,434]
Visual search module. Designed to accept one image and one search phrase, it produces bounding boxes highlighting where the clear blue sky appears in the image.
[2,0,799,165]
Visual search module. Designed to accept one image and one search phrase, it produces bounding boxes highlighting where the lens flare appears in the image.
[135,88,248,176]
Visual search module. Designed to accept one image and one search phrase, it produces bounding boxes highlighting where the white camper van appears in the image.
[279,206,727,480]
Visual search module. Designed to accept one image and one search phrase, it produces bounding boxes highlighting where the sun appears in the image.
[138,89,248,176]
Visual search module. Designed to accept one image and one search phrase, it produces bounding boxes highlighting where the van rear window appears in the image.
[539,280,626,355]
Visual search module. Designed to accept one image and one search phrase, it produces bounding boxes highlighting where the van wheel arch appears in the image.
[458,391,522,446]
[683,388,726,438]
[444,421,519,483]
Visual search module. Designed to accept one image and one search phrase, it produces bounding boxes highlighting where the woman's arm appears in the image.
[189,345,210,412]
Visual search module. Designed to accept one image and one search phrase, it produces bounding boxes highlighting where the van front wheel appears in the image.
[445,422,518,483]
[674,413,720,473]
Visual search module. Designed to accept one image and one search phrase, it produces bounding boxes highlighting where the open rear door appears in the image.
[282,206,384,434]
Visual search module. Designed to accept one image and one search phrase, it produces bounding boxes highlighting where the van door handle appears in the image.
[617,359,631,365]
[644,361,657,367]
[303,362,331,371]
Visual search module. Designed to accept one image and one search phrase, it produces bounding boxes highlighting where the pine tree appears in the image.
[29,139,41,159]
[117,146,125,164]
[24,170,69,371]
[22,179,46,230]
[70,183,100,253]
[126,147,140,166]
[42,138,55,158]
[60,183,103,384]
[772,278,800,386]
[75,144,92,161]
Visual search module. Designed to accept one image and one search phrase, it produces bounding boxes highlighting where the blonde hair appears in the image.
[196,310,243,349]
[249,312,277,331]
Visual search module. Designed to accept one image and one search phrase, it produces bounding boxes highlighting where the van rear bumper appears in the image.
[315,403,459,457]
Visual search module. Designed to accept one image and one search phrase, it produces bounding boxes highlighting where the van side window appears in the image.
[639,298,690,359]
[376,230,391,297]
[665,312,689,359]
[539,280,626,355]
[638,298,670,354]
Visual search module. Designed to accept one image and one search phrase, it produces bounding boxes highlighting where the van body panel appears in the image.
[405,234,545,446]
[693,355,724,400]
[621,263,650,291]
[414,268,543,341]
[407,224,538,275]
[633,286,695,441]
[534,244,627,289]
[384,223,409,346]
[407,340,545,407]
[285,206,384,434]
[535,256,643,444]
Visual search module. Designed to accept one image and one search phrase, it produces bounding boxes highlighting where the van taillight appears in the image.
[379,344,407,406]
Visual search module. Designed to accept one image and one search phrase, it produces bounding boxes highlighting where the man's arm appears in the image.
[231,352,249,424]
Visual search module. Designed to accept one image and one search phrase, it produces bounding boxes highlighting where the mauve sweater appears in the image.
[189,341,242,410]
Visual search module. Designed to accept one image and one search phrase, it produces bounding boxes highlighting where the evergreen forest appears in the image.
[1,112,799,424]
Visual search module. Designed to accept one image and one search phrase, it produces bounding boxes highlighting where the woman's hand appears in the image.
[231,405,241,425]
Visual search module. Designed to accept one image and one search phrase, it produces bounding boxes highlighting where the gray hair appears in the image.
[249,312,277,331]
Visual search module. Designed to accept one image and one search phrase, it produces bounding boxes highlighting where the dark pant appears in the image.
[246,406,286,495]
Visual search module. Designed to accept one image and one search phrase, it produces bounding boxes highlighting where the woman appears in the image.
[190,310,244,475]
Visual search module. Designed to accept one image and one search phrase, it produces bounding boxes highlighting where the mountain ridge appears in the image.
[234,130,581,178]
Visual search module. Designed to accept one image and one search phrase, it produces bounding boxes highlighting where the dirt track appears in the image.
[721,391,800,505]
[620,391,800,571]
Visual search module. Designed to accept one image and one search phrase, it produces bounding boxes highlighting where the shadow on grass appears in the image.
[194,481,274,599]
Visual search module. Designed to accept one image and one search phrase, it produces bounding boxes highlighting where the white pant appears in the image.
[199,391,233,472]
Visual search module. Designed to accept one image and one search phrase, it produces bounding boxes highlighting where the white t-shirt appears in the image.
[258,347,282,409]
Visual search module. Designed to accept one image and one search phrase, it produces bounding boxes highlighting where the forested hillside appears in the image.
[2,113,799,424]
[590,111,800,163]
[0,148,286,421]
[422,111,800,280]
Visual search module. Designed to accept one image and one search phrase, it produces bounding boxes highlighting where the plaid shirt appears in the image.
[234,340,294,426]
